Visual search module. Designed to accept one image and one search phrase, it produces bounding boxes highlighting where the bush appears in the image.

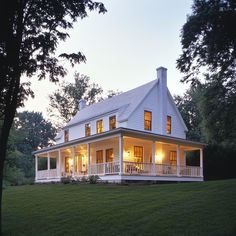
[88,175,100,184]
[81,176,88,183]
[4,165,26,186]
[61,176,71,184]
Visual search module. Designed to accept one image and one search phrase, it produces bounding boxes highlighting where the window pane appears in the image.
[64,130,69,142]
[96,120,104,133]
[85,123,91,136]
[134,146,143,162]
[144,111,152,131]
[166,116,172,134]
[109,116,116,130]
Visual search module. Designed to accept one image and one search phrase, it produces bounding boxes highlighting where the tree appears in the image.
[174,82,203,141]
[14,111,56,177]
[48,73,103,127]
[199,75,236,146]
[177,0,236,83]
[5,111,56,184]
[0,0,106,232]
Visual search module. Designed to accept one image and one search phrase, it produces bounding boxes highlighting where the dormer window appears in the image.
[109,116,116,130]
[64,129,69,142]
[166,116,172,134]
[144,111,152,131]
[96,120,104,134]
[85,123,91,137]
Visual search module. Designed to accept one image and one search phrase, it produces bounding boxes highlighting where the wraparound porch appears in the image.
[34,128,204,183]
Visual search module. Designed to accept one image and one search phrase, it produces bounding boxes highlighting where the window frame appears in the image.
[134,146,144,163]
[170,151,177,165]
[106,148,114,162]
[64,129,69,142]
[85,123,91,137]
[109,116,116,130]
[96,150,103,163]
[144,110,152,131]
[96,119,104,134]
[166,115,172,134]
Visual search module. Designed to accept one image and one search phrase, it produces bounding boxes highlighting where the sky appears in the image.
[21,0,193,118]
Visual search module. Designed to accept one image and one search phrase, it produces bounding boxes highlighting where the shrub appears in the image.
[61,176,71,184]
[88,175,100,184]
[81,176,88,183]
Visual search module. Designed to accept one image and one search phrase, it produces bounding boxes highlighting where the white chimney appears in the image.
[156,66,167,135]
[79,99,86,110]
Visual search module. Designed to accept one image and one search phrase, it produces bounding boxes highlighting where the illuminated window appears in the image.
[144,111,152,131]
[109,116,116,130]
[85,123,91,137]
[96,150,103,163]
[170,151,177,165]
[166,116,172,134]
[96,120,104,133]
[106,148,114,162]
[134,146,143,163]
[64,130,69,142]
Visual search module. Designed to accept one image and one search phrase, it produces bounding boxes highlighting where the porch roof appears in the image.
[32,128,206,155]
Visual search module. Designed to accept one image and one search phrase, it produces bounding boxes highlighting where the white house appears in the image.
[33,67,204,183]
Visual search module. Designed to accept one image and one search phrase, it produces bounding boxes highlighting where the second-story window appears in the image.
[64,129,69,142]
[85,123,91,137]
[144,110,152,131]
[109,116,116,130]
[166,116,172,134]
[96,120,104,133]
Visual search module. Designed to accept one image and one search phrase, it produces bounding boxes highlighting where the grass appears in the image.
[2,179,236,236]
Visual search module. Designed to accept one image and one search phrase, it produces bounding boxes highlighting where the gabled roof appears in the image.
[65,79,158,128]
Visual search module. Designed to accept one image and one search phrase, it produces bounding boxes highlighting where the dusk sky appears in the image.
[21,0,193,118]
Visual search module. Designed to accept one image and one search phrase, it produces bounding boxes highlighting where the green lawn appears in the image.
[2,179,236,236]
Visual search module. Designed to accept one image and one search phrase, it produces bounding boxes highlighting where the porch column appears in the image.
[72,146,76,177]
[35,155,38,181]
[176,145,180,176]
[152,141,156,175]
[87,143,91,175]
[200,148,203,177]
[47,152,50,179]
[119,135,123,175]
[183,151,186,166]
[58,149,61,178]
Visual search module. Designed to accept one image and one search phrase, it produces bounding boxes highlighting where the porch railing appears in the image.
[123,161,152,175]
[36,163,202,179]
[90,161,120,175]
[37,169,58,179]
[156,164,177,176]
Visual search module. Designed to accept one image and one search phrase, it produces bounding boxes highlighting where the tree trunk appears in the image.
[0,129,10,234]
[0,73,20,234]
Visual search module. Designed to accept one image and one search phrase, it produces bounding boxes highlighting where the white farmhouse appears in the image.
[33,67,204,182]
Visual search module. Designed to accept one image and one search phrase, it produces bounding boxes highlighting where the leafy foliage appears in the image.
[174,82,203,141]
[0,2,106,229]
[48,73,103,127]
[4,111,56,183]
[177,0,236,83]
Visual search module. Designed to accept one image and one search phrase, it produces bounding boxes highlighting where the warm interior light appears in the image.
[123,150,130,160]
[155,152,164,163]
[68,158,73,165]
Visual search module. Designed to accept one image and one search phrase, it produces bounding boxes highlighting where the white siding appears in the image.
[166,95,186,139]
[56,112,118,143]
[127,84,186,139]
[127,84,161,133]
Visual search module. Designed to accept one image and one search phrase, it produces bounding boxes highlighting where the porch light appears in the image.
[123,150,130,159]
[155,152,164,163]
